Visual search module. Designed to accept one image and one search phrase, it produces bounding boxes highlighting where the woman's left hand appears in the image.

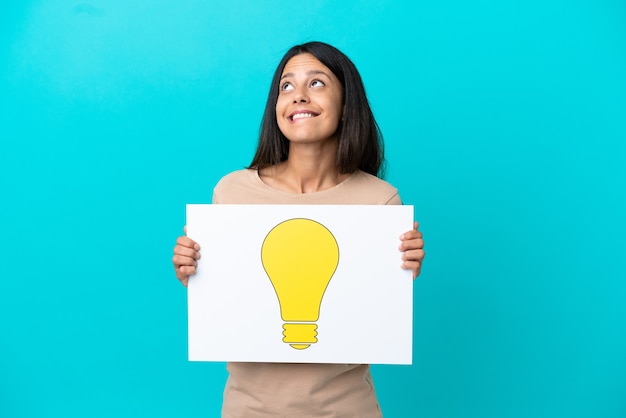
[399,222,425,279]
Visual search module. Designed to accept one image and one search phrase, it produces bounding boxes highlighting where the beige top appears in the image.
[213,169,401,418]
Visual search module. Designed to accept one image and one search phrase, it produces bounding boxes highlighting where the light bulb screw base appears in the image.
[282,323,318,350]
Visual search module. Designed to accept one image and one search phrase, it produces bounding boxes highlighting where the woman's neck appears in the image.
[259,141,350,194]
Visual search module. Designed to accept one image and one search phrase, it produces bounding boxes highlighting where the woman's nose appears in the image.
[292,88,309,103]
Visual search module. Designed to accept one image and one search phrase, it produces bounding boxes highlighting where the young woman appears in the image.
[172,41,425,417]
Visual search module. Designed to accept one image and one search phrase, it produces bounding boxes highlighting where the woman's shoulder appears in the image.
[214,168,257,189]
[350,170,398,193]
[342,171,401,205]
[212,168,273,204]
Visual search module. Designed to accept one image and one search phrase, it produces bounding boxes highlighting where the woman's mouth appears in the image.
[289,111,320,121]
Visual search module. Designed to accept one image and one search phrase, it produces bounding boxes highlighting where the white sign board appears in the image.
[187,204,414,364]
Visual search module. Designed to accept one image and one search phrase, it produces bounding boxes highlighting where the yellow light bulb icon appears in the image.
[261,218,339,350]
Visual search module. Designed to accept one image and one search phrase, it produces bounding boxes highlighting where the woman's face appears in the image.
[276,53,344,145]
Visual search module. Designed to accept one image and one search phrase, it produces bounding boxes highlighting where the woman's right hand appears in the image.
[172,226,201,287]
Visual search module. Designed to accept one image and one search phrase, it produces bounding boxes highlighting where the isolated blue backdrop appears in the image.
[1,1,625,417]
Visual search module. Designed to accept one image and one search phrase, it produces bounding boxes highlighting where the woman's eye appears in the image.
[311,79,325,87]
[281,82,294,91]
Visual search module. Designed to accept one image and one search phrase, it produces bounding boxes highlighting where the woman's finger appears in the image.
[176,235,200,250]
[174,244,201,260]
[176,264,196,277]
[402,249,425,262]
[401,260,422,279]
[172,253,197,267]
[399,238,424,252]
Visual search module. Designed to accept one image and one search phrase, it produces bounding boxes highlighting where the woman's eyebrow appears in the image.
[280,70,331,80]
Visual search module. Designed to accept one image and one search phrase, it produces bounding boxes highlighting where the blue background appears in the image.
[1,1,625,417]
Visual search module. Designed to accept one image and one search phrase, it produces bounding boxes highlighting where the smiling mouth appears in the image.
[289,112,319,121]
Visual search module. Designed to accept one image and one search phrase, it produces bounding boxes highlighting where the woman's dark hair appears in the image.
[248,41,384,177]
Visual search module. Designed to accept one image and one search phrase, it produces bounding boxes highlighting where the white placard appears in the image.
[187,204,414,364]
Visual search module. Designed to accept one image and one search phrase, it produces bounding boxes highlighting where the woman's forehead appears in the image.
[281,53,333,77]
